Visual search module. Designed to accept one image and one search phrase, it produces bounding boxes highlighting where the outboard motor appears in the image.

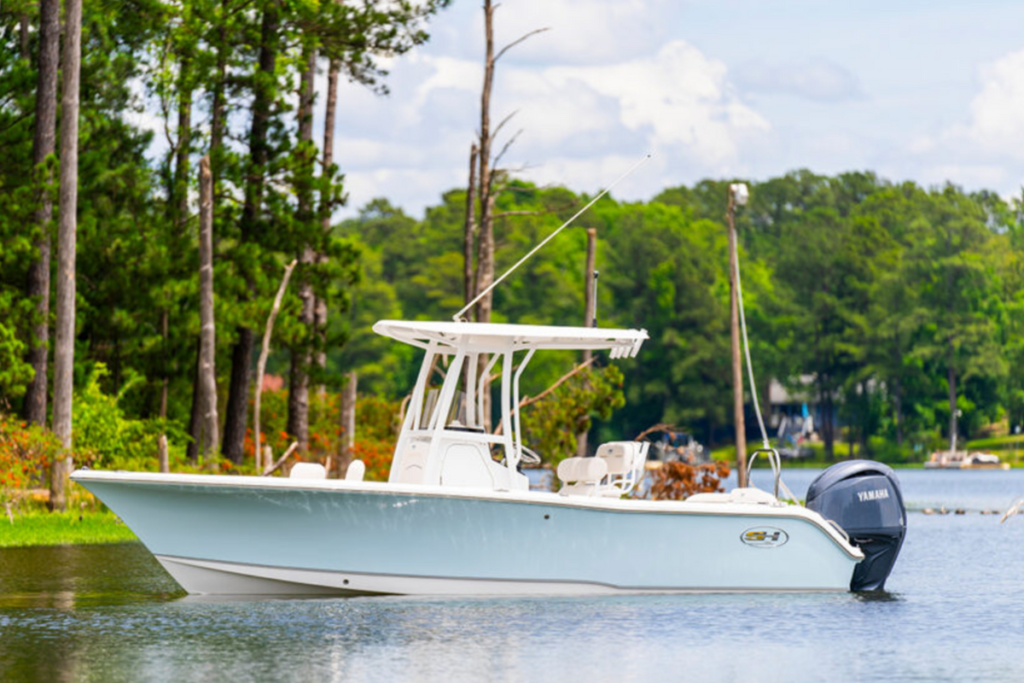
[806,460,906,591]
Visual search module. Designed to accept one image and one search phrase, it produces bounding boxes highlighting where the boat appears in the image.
[924,450,1010,470]
[72,320,907,596]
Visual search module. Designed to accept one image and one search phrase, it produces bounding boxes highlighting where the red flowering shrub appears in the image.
[0,413,61,514]
[247,390,400,480]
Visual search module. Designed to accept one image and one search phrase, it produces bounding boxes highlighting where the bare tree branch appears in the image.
[493,357,596,435]
[495,27,550,63]
[492,128,522,169]
[492,110,518,142]
[519,357,596,409]
[634,423,684,442]
[493,209,546,219]
[261,441,300,476]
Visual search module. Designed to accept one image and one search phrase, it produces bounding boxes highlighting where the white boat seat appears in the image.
[595,441,648,497]
[558,457,608,497]
[345,459,366,482]
[687,487,778,505]
[597,443,634,474]
[290,462,327,480]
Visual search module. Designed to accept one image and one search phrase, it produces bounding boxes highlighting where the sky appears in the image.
[317,0,1024,216]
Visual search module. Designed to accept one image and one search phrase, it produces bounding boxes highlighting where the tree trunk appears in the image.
[474,0,496,326]
[50,0,83,512]
[223,332,255,463]
[19,13,29,57]
[210,7,227,178]
[174,73,191,226]
[859,380,869,457]
[198,156,219,457]
[463,143,478,307]
[189,19,228,457]
[338,371,357,475]
[948,358,958,456]
[576,228,597,457]
[287,48,317,454]
[223,3,280,463]
[23,0,61,427]
[893,376,903,447]
[185,339,202,461]
[161,68,192,419]
[313,58,340,396]
[821,390,835,460]
[157,435,169,473]
[159,310,169,419]
[474,0,497,431]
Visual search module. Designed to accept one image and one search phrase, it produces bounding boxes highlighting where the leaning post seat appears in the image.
[557,457,608,496]
[595,441,649,497]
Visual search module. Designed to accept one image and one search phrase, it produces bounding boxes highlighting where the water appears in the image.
[3,469,1024,682]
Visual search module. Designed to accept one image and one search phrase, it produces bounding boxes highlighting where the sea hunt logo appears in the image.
[857,489,890,503]
[740,527,789,549]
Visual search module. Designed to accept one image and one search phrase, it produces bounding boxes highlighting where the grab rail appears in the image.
[746,447,782,498]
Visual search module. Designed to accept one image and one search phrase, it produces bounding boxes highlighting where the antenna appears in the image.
[453,152,653,322]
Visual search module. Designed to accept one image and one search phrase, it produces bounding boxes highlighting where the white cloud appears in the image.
[962,48,1024,154]
[331,38,770,215]
[898,48,1024,197]
[543,41,770,166]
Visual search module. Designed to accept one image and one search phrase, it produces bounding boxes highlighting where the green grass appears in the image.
[0,510,137,548]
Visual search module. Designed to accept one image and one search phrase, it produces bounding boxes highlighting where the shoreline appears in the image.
[0,510,138,549]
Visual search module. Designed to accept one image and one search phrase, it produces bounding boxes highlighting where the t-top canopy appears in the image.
[372,320,648,359]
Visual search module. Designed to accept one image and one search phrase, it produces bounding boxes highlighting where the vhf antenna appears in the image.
[453,152,653,322]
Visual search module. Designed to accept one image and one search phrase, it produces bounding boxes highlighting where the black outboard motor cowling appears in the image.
[806,460,906,591]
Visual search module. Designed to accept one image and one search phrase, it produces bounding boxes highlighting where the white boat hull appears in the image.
[73,471,863,596]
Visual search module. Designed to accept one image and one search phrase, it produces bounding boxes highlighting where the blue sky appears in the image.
[319,0,1024,215]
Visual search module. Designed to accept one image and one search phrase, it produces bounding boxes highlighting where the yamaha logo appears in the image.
[857,488,890,503]
[741,527,789,548]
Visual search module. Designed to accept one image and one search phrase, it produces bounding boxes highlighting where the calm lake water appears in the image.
[3,469,1024,682]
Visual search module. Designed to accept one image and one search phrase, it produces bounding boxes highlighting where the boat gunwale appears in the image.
[71,469,864,560]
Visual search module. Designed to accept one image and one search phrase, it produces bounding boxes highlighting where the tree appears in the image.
[197,155,219,456]
[287,44,318,454]
[50,0,83,511]
[221,2,282,463]
[907,186,1006,453]
[22,0,60,426]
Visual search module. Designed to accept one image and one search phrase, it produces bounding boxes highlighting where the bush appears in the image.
[72,363,183,471]
[248,389,400,481]
[0,413,60,518]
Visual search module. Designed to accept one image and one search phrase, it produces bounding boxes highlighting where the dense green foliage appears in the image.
[0,0,449,477]
[339,173,1024,462]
